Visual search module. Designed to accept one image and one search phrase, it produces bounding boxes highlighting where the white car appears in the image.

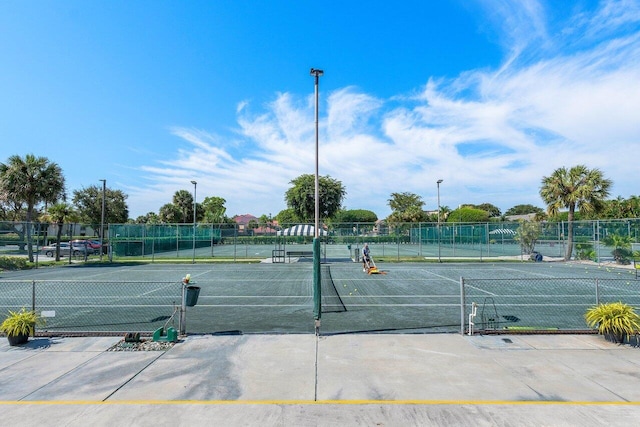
[41,242,91,257]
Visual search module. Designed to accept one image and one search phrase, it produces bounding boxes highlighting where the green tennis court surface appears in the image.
[1,261,638,335]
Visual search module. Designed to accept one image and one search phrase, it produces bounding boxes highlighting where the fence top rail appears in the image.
[0,280,181,284]
[461,277,640,282]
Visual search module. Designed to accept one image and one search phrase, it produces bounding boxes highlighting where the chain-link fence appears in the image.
[0,280,182,333]
[2,218,639,263]
[0,221,104,263]
[106,219,640,262]
[3,273,639,335]
[462,277,640,334]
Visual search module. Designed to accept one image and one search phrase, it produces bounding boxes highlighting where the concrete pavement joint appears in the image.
[19,352,105,401]
[102,350,169,401]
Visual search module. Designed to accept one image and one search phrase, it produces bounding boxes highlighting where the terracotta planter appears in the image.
[7,333,29,346]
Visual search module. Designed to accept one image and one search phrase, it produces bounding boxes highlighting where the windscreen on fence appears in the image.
[104,219,640,262]
[2,219,639,264]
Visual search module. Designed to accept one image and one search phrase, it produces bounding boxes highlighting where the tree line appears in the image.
[0,153,636,261]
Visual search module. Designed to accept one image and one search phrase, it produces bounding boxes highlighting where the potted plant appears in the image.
[585,301,640,344]
[0,308,43,346]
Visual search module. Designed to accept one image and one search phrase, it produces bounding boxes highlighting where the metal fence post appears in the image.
[596,220,600,265]
[179,281,186,335]
[151,225,156,262]
[460,277,466,335]
[485,223,490,258]
[595,278,600,305]
[32,280,36,337]
[210,224,214,257]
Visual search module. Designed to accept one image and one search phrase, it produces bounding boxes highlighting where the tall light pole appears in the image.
[99,179,106,262]
[310,67,323,330]
[310,68,323,238]
[437,179,443,262]
[191,180,197,264]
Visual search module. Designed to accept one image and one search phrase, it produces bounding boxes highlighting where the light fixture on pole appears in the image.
[99,179,106,262]
[437,179,443,263]
[310,68,323,238]
[191,180,197,264]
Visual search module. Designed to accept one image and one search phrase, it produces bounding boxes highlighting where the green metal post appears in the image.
[313,237,322,321]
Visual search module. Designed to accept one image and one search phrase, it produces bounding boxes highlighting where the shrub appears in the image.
[0,308,43,337]
[612,248,633,265]
[514,220,540,254]
[603,233,633,265]
[575,243,595,261]
[585,302,640,343]
[0,256,29,270]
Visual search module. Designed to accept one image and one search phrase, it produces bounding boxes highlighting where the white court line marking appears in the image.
[497,266,564,278]
[36,304,312,308]
[173,304,311,308]
[420,269,497,296]
[200,295,310,298]
[31,296,309,302]
[320,304,458,307]
[140,283,180,297]
[419,270,459,283]
[338,295,460,298]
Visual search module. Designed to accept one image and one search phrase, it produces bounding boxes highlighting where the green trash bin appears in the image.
[185,285,201,307]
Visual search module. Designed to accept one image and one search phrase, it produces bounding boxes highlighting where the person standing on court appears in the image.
[362,243,371,271]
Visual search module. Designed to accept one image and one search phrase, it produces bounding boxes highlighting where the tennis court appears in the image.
[0,260,638,335]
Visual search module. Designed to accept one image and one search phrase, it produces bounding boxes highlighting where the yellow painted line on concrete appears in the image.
[2,400,640,406]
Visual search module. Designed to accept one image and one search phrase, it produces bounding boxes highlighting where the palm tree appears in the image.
[439,205,452,222]
[540,165,612,260]
[158,203,181,223]
[172,190,193,223]
[625,195,640,218]
[0,154,65,261]
[202,196,227,224]
[40,203,80,261]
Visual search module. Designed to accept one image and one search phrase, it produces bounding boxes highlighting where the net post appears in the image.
[179,281,186,335]
[313,237,322,325]
[460,276,466,335]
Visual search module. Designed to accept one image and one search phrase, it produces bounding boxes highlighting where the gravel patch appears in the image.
[107,338,177,352]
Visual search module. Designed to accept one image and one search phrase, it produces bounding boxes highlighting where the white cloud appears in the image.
[128,1,640,219]
[478,0,549,61]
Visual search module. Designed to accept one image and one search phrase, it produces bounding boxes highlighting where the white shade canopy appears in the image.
[277,225,327,236]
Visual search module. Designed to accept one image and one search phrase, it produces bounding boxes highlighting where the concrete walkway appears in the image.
[2,333,640,426]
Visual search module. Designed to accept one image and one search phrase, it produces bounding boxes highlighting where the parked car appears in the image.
[71,239,100,253]
[86,239,106,254]
[90,240,107,254]
[41,242,92,257]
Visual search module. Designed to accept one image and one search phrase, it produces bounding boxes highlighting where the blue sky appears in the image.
[1,0,639,220]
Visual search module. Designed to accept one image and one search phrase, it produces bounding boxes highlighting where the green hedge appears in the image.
[0,256,29,270]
